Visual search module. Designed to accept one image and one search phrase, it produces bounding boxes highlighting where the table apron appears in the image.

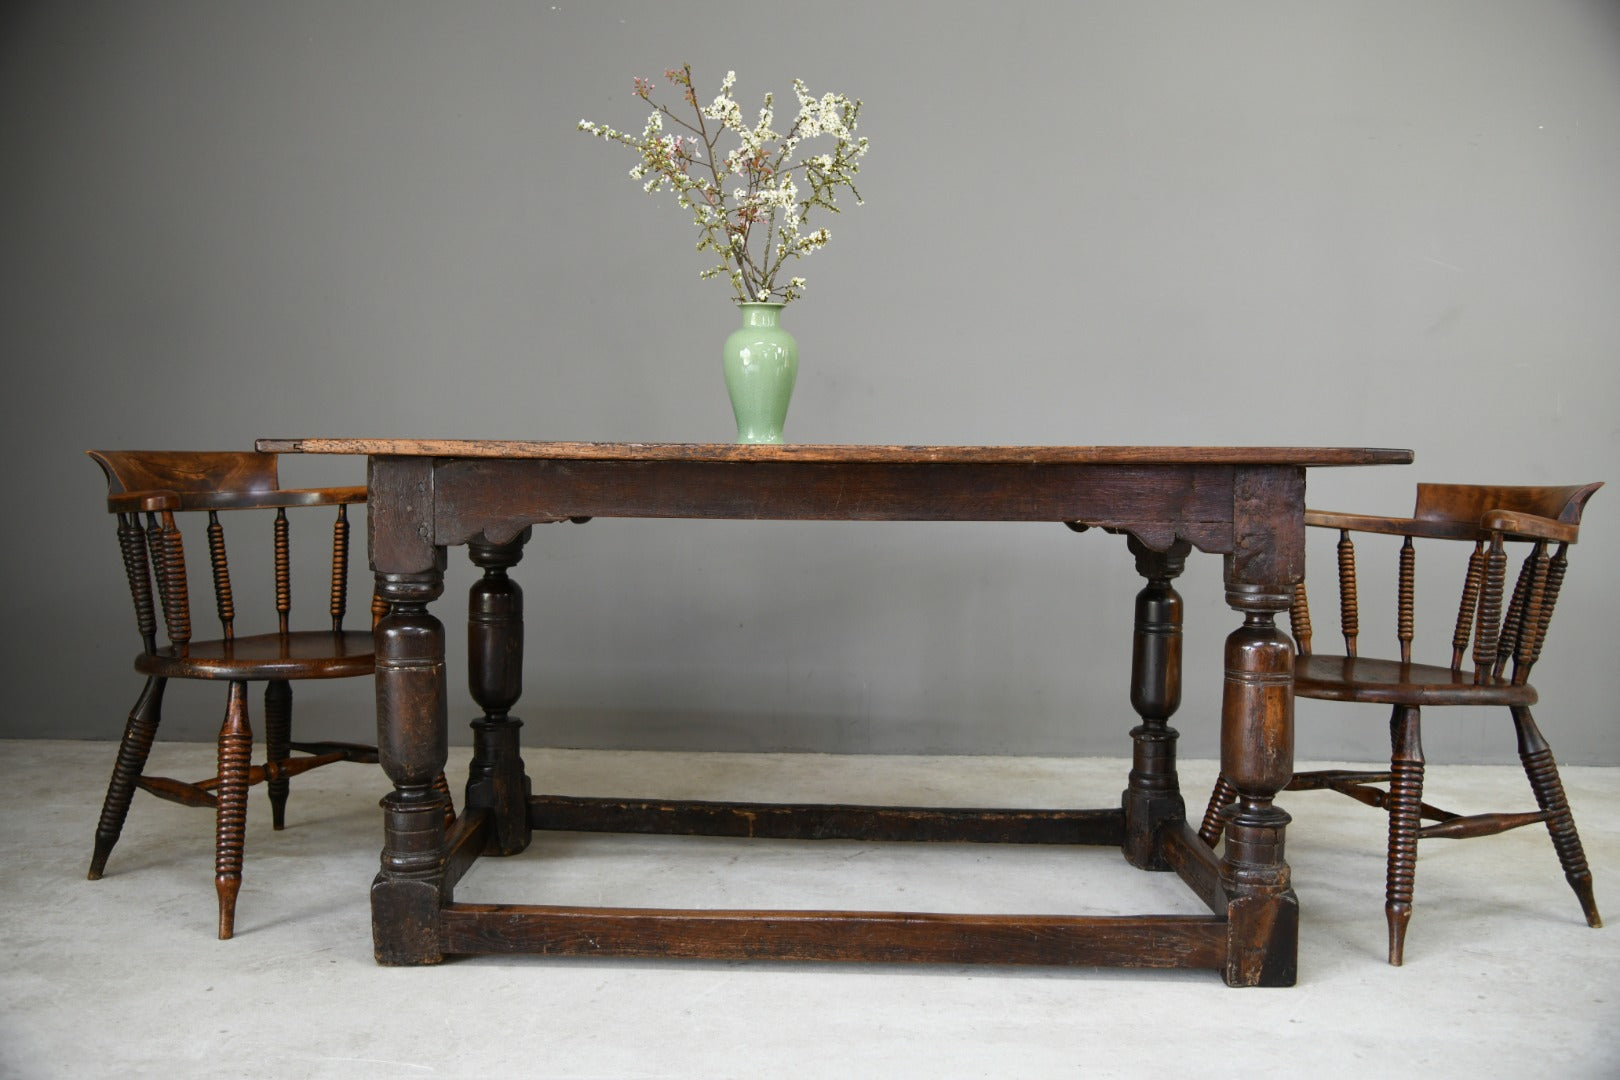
[428,458,1244,547]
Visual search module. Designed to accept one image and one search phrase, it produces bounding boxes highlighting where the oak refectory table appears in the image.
[255,440,1412,986]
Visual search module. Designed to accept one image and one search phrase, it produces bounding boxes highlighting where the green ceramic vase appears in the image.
[721,302,798,444]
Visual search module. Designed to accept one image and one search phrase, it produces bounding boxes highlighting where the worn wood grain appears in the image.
[256,438,1413,468]
[438,904,1229,968]
[527,795,1127,846]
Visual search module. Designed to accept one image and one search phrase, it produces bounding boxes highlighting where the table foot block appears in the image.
[437,903,1227,968]
[528,795,1126,846]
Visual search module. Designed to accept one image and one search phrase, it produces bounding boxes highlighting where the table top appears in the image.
[255,439,1413,468]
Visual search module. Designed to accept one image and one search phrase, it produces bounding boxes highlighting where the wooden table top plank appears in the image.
[256,438,1413,468]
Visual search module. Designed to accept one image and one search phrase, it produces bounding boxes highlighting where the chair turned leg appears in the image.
[90,676,167,880]
[432,772,457,831]
[1385,705,1424,965]
[1199,774,1239,848]
[264,680,292,830]
[215,681,252,940]
[1513,706,1602,929]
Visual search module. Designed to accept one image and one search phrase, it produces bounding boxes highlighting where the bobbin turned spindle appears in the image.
[86,450,439,937]
[1202,481,1604,964]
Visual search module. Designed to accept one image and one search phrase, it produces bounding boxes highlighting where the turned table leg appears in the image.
[1122,536,1191,870]
[465,529,533,856]
[371,559,451,966]
[1218,579,1299,987]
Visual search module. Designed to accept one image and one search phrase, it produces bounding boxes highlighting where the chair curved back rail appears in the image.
[90,450,367,655]
[85,450,444,940]
[1199,481,1604,965]
[1291,482,1601,681]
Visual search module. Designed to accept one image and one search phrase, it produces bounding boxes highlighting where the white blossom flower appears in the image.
[580,66,866,303]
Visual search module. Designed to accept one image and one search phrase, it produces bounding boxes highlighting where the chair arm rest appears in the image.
[105,486,366,514]
[1304,510,1481,541]
[105,489,183,514]
[177,485,366,512]
[273,485,368,507]
[1304,507,1580,544]
[1479,509,1580,544]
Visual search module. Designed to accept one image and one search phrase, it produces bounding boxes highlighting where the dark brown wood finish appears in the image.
[257,439,1406,465]
[527,795,1128,846]
[1200,482,1604,965]
[437,905,1229,968]
[88,451,373,937]
[86,450,452,939]
[1121,535,1190,871]
[464,531,533,858]
[259,440,1410,984]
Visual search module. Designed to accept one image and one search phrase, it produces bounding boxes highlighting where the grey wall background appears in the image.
[4,1,1618,764]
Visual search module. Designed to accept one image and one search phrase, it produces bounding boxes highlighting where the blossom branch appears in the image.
[579,65,867,304]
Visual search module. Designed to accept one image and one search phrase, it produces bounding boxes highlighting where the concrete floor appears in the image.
[2,740,1616,1079]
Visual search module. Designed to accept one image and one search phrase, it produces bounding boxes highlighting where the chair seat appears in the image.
[136,630,374,681]
[1295,654,1537,707]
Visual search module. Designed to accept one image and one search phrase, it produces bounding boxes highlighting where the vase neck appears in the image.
[738,302,785,328]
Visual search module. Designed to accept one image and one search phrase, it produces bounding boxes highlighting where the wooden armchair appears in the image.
[86,450,449,938]
[1198,482,1603,965]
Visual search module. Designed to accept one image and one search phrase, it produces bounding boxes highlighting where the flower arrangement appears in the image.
[578,65,867,304]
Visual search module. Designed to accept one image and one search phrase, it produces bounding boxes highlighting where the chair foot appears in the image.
[1572,874,1602,928]
[216,874,241,940]
[88,841,113,881]
[1386,900,1412,966]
